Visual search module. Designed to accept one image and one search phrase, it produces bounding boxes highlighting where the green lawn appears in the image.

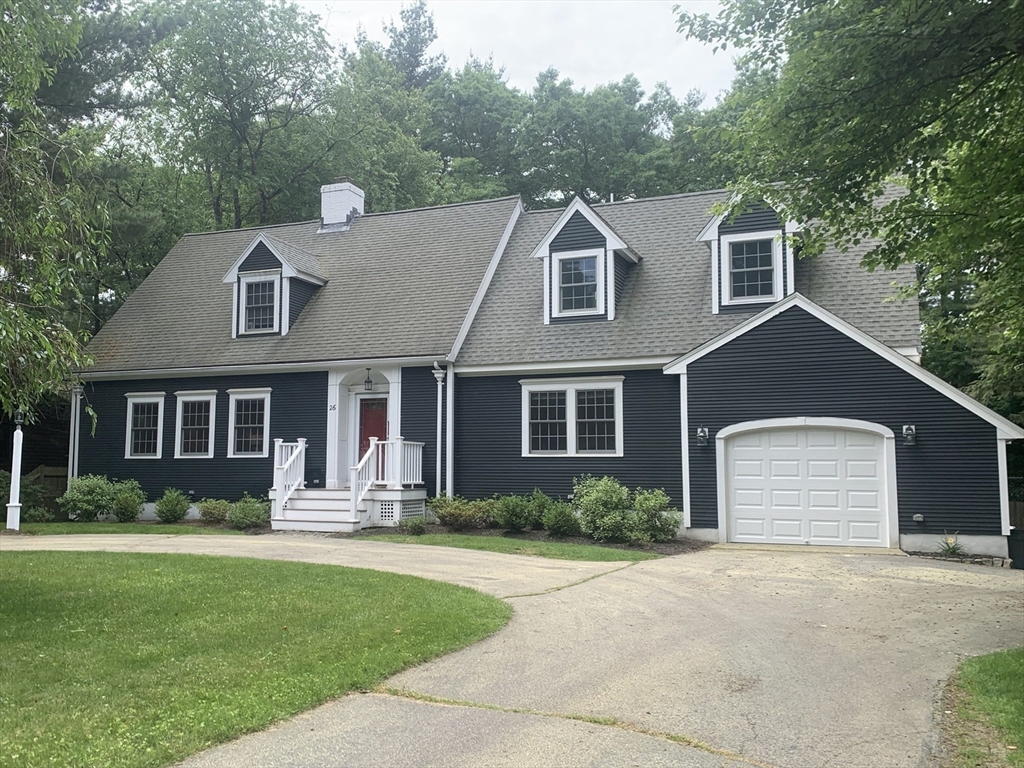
[3,521,243,535]
[362,533,660,561]
[953,647,1024,767]
[0,551,511,768]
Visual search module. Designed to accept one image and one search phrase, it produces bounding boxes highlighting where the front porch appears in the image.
[269,436,427,532]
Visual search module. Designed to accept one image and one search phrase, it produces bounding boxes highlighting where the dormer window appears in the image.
[720,231,783,306]
[239,271,280,334]
[554,248,605,317]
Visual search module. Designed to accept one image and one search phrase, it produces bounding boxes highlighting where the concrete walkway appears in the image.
[4,534,1022,768]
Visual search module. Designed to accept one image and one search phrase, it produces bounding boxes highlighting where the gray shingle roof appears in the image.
[86,196,521,373]
[258,233,327,282]
[456,191,919,366]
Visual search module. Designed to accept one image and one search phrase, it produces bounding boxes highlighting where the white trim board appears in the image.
[222,232,326,286]
[663,292,1024,440]
[528,197,639,262]
[455,356,674,376]
[80,355,447,381]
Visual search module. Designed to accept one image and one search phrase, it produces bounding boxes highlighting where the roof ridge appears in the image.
[358,195,521,219]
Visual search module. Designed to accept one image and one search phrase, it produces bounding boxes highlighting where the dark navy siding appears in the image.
[78,372,327,501]
[400,366,444,498]
[550,211,605,252]
[687,307,1001,535]
[615,253,630,305]
[455,369,682,505]
[289,279,319,328]
[718,204,780,234]
[239,242,281,272]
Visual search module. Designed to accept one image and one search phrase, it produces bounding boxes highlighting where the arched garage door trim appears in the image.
[714,417,899,546]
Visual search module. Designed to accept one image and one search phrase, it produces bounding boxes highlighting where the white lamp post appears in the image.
[6,409,25,531]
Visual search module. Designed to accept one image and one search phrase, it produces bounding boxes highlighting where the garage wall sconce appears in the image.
[902,424,916,446]
[696,426,709,446]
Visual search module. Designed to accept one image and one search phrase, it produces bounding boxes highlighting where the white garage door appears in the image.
[726,427,888,547]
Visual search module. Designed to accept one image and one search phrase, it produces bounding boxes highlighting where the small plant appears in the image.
[111,479,146,523]
[399,516,427,535]
[229,493,270,530]
[526,488,554,530]
[493,494,533,532]
[938,532,967,558]
[197,498,231,525]
[633,487,683,542]
[543,501,582,537]
[23,506,54,523]
[154,488,190,523]
[59,475,116,522]
[433,496,492,530]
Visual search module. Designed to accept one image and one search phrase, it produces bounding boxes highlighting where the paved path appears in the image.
[4,535,1022,768]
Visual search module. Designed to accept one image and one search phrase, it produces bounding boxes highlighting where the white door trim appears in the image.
[715,417,899,546]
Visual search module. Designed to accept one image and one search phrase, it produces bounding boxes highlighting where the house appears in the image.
[72,180,1023,556]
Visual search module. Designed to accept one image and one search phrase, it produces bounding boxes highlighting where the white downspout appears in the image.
[445,363,455,497]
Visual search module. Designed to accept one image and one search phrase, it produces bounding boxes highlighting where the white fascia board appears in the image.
[662,292,1024,439]
[528,197,636,261]
[454,356,675,376]
[80,355,448,381]
[449,199,523,361]
[222,233,325,286]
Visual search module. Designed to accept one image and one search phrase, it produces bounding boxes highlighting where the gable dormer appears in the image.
[697,200,798,315]
[222,233,327,338]
[530,198,639,325]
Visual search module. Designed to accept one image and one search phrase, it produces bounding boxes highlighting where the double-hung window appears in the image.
[551,248,605,318]
[124,392,165,459]
[238,271,280,334]
[227,388,271,458]
[174,391,216,459]
[521,377,624,457]
[719,231,783,307]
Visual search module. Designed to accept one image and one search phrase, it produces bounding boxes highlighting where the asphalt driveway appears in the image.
[4,534,1022,767]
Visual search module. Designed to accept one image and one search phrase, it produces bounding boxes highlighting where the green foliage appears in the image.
[954,649,1024,768]
[0,470,47,511]
[678,0,1024,426]
[361,533,660,562]
[197,498,231,526]
[526,488,554,530]
[154,488,190,524]
[431,496,493,531]
[492,494,533,532]
[59,475,115,522]
[22,506,53,523]
[938,532,967,559]
[229,492,270,530]
[399,516,427,536]
[110,479,145,523]
[573,475,682,544]
[542,502,582,538]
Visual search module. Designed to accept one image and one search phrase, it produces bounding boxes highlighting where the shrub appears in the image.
[197,498,231,525]
[433,496,492,530]
[632,487,682,542]
[400,516,427,535]
[111,480,146,523]
[0,471,47,511]
[23,506,54,523]
[154,488,190,523]
[427,495,455,522]
[493,494,533,532]
[574,475,637,542]
[526,488,554,530]
[59,475,115,522]
[543,501,582,537]
[229,493,270,530]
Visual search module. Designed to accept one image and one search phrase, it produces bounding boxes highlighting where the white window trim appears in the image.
[520,376,624,458]
[719,230,784,307]
[174,390,217,459]
[227,388,272,458]
[550,247,606,319]
[124,392,165,459]
[238,270,281,335]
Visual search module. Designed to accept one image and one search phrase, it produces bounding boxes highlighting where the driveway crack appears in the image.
[502,561,638,599]
[376,685,783,768]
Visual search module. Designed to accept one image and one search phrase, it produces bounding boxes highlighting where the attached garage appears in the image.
[719,419,897,548]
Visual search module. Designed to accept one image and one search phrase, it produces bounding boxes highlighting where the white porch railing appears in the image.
[271,438,306,519]
[349,436,424,518]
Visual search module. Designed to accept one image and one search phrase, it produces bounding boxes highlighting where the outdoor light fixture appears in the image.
[903,424,916,446]
[13,409,24,426]
[364,368,373,391]
[696,425,709,446]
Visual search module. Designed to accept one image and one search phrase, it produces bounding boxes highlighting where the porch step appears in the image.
[274,507,364,522]
[287,487,351,501]
[271,519,363,533]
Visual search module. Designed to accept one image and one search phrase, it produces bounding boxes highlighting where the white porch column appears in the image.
[6,411,25,530]
[432,364,445,497]
[445,363,454,497]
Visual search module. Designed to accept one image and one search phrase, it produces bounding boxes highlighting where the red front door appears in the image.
[359,398,388,457]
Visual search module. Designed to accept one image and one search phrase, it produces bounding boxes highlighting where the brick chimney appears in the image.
[319,177,364,231]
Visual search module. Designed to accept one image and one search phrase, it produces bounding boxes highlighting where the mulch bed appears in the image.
[335,523,711,556]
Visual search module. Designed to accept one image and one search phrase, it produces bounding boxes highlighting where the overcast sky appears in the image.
[294,0,736,105]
